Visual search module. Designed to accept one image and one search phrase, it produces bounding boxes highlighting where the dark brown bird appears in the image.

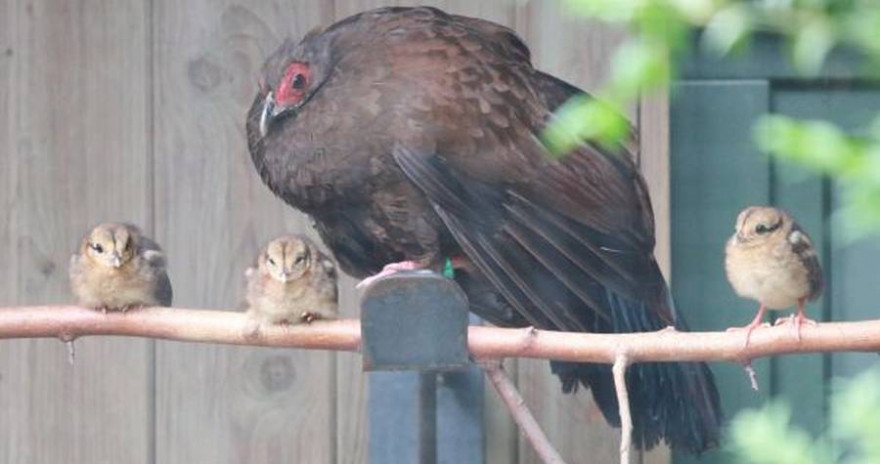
[246,6,721,452]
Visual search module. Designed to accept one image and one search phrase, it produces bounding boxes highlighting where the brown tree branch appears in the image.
[2,306,880,362]
[3,306,880,464]
[482,360,567,464]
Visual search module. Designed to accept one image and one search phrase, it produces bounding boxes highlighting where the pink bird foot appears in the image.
[773,298,817,341]
[355,261,425,289]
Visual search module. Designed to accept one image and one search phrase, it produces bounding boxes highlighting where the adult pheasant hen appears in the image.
[246,6,721,452]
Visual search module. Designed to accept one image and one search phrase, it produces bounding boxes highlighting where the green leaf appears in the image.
[792,17,835,75]
[563,0,639,22]
[754,115,863,175]
[541,96,628,157]
[702,4,753,56]
[728,402,822,464]
[609,40,673,101]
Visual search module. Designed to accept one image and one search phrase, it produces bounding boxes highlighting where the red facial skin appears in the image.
[276,62,310,107]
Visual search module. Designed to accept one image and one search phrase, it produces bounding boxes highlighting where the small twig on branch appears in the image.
[482,360,567,464]
[612,354,632,464]
[1,306,880,363]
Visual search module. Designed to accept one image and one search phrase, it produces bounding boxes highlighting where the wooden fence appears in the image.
[0,1,668,462]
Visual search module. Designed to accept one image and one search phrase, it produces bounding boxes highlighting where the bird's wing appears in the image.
[156,271,173,307]
[393,143,675,332]
[789,223,824,301]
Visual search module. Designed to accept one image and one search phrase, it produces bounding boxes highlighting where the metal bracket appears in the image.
[360,271,470,371]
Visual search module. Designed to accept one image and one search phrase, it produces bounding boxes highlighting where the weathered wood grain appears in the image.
[0,2,669,463]
[0,0,13,303]
[638,94,673,464]
[151,1,336,463]
[0,1,153,463]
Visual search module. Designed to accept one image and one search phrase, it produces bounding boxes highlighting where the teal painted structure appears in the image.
[671,37,880,463]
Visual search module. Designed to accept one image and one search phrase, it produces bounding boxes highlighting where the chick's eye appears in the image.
[90,243,104,254]
[755,224,769,234]
[295,255,307,265]
[267,257,276,266]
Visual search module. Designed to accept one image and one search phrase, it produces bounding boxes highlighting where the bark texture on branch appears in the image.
[1,306,879,363]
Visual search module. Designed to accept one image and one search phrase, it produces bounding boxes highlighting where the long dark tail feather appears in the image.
[551,291,722,453]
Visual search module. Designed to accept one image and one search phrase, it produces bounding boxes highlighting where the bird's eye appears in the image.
[755,224,769,234]
[90,243,104,254]
[295,255,307,265]
[267,257,276,266]
[291,73,306,91]
[276,62,310,105]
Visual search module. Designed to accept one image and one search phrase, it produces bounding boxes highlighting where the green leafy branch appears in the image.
[547,0,880,233]
[728,366,880,464]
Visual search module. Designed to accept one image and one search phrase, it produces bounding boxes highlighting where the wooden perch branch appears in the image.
[0,306,361,350]
[3,306,880,464]
[2,306,880,362]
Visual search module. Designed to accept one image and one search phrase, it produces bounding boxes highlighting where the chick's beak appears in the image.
[278,271,290,282]
[110,252,122,268]
[259,91,275,138]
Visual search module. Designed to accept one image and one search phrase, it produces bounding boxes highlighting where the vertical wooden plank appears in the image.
[0,1,19,460]
[336,275,369,464]
[0,1,152,463]
[483,358,520,464]
[517,0,625,95]
[671,80,772,464]
[639,93,672,464]
[151,2,337,463]
[640,93,671,280]
[517,360,622,464]
[0,0,13,303]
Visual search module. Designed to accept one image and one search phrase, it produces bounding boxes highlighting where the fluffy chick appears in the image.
[725,206,823,345]
[69,223,173,311]
[245,235,338,327]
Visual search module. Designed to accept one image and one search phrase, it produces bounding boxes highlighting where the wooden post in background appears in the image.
[0,1,667,463]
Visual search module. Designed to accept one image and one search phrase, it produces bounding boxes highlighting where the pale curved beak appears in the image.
[259,91,276,138]
[110,252,122,268]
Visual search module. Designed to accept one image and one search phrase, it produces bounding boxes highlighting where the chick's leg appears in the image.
[728,304,769,348]
[775,298,818,341]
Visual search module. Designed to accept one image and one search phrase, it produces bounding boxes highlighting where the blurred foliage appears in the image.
[548,0,880,234]
[727,366,880,464]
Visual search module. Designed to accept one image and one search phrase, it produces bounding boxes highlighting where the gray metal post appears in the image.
[362,272,483,464]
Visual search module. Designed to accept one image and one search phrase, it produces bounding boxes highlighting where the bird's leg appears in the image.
[300,312,321,324]
[727,304,769,348]
[355,260,430,289]
[121,304,143,313]
[774,298,818,341]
